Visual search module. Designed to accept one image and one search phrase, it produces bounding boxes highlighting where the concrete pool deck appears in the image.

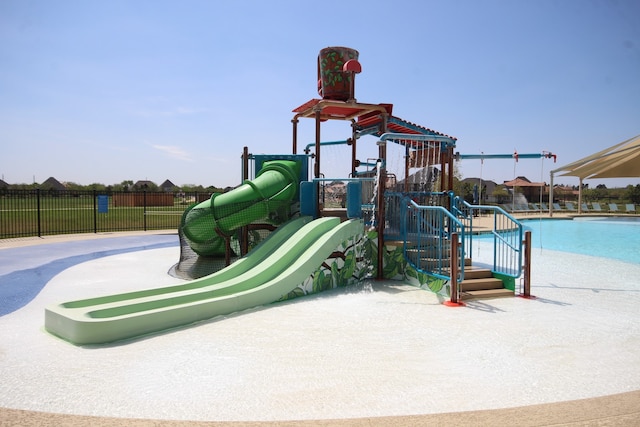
[1,229,639,426]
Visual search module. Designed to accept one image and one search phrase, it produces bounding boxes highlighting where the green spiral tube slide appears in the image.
[181,160,301,256]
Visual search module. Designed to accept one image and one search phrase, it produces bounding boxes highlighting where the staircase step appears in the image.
[406,247,451,258]
[460,277,505,291]
[442,265,488,277]
[462,267,493,280]
[412,257,472,269]
[461,288,515,300]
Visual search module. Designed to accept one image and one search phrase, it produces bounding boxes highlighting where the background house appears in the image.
[133,180,156,191]
[503,176,548,203]
[460,177,499,203]
[39,177,66,191]
[160,179,178,192]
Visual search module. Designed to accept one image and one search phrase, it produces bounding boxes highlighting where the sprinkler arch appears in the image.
[455,151,557,210]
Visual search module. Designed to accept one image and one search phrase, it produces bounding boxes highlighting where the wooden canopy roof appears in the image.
[292,99,457,148]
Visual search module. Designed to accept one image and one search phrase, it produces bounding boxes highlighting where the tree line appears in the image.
[581,183,640,204]
[5,180,227,194]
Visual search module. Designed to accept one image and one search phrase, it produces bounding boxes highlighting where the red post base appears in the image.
[443,300,465,307]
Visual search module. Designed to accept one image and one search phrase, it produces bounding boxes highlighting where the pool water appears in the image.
[521,217,640,265]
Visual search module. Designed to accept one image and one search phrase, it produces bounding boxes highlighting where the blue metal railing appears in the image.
[386,192,466,285]
[451,196,524,278]
[384,192,524,292]
[310,179,524,289]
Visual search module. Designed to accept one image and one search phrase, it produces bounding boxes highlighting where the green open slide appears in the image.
[45,217,364,345]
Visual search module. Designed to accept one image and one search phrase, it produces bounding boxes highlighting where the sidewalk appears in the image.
[2,390,639,426]
[0,230,178,249]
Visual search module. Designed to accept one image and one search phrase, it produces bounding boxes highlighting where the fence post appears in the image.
[376,169,386,280]
[445,232,464,306]
[93,190,97,234]
[520,230,535,299]
[240,147,249,256]
[36,188,42,238]
[143,191,147,231]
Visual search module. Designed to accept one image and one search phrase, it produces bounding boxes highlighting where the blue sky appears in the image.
[1,0,639,189]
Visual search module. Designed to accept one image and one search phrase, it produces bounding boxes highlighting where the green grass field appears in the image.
[0,193,190,238]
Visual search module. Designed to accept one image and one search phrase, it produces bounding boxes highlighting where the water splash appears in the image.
[506,189,528,209]
[346,280,374,294]
[513,192,528,205]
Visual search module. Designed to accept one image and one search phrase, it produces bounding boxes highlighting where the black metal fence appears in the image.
[0,189,213,239]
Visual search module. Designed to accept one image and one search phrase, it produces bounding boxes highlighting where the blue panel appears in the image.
[300,181,317,217]
[97,195,109,213]
[346,181,362,218]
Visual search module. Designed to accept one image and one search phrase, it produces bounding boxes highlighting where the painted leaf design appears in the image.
[392,248,405,275]
[321,272,333,291]
[312,270,325,293]
[340,251,356,284]
[427,278,445,293]
[406,265,418,279]
[418,270,428,285]
[331,261,339,287]
[382,247,399,278]
[383,262,398,278]
[364,240,378,269]
[281,287,306,301]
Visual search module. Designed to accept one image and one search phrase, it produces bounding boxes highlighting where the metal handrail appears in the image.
[388,193,466,288]
[385,192,524,293]
[451,197,524,278]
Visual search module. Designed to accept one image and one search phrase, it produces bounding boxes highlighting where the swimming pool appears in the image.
[521,217,640,265]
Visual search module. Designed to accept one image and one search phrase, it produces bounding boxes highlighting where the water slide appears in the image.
[45,216,364,345]
[181,159,301,256]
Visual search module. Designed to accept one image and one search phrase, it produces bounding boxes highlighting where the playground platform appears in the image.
[0,231,639,426]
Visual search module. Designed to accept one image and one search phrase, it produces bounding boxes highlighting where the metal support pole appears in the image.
[447,146,454,192]
[376,114,388,281]
[314,109,321,178]
[404,145,409,192]
[549,172,555,217]
[578,178,584,214]
[350,120,357,176]
[376,167,386,281]
[445,232,464,306]
[225,236,231,266]
[242,146,249,180]
[520,230,535,299]
[292,117,299,154]
[240,146,249,256]
[314,108,321,218]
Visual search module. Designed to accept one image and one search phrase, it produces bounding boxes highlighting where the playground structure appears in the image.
[46,47,547,345]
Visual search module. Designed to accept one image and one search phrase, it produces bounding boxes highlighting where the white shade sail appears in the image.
[553,134,640,180]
